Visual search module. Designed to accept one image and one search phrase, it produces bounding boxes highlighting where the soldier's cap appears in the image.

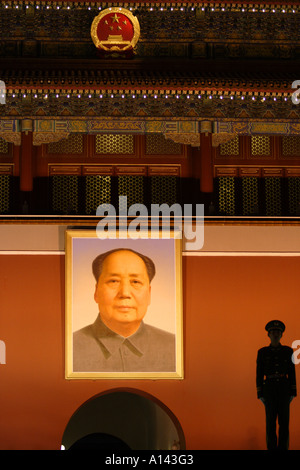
[265,320,285,333]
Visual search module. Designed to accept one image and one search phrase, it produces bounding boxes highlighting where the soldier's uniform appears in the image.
[256,320,297,450]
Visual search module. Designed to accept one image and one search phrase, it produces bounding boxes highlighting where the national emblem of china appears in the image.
[91,8,140,55]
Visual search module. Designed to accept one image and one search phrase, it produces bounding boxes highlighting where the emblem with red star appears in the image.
[91,8,140,53]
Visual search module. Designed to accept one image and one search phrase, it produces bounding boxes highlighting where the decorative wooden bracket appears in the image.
[164,132,201,147]
[164,126,237,148]
[0,132,21,146]
[32,132,70,146]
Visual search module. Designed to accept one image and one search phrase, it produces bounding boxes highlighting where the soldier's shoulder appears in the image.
[257,346,269,354]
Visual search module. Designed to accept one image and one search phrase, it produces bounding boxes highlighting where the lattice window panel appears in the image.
[251,136,271,156]
[48,134,83,154]
[241,177,259,215]
[282,136,300,157]
[151,176,178,205]
[265,178,282,216]
[145,134,181,155]
[218,177,235,215]
[287,177,300,215]
[52,175,79,214]
[0,137,9,154]
[85,175,111,215]
[118,176,144,211]
[0,175,10,213]
[95,134,134,154]
[219,136,239,156]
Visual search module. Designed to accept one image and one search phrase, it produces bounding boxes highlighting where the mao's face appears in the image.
[94,250,151,333]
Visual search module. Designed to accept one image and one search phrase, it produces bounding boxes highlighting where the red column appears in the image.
[199,131,213,193]
[20,120,34,192]
[192,122,214,193]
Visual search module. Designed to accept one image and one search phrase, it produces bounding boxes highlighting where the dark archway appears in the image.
[61,388,185,450]
[68,432,131,450]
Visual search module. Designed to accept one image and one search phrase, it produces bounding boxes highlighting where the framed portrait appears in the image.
[65,229,183,379]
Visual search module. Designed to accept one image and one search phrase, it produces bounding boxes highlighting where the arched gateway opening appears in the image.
[61,388,185,450]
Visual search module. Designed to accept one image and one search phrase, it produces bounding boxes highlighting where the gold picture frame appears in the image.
[65,230,183,379]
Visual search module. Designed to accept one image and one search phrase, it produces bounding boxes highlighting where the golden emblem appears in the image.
[91,7,140,52]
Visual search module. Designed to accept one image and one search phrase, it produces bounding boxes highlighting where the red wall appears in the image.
[0,253,299,450]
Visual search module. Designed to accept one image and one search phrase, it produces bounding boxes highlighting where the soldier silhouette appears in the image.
[256,320,297,450]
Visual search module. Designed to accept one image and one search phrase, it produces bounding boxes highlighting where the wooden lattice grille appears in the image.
[118,175,144,210]
[219,136,239,156]
[218,177,235,215]
[0,175,10,213]
[150,176,178,206]
[250,136,271,156]
[48,134,83,154]
[85,175,111,215]
[95,135,134,154]
[145,134,181,155]
[265,177,282,216]
[282,136,300,157]
[287,177,300,215]
[241,177,259,215]
[0,137,9,154]
[51,175,79,214]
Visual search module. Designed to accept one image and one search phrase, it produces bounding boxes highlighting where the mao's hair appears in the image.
[92,248,156,283]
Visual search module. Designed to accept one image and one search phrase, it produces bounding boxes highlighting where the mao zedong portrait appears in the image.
[73,248,176,372]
